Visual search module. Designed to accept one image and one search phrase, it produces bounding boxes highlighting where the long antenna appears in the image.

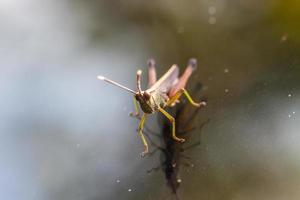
[97,75,136,94]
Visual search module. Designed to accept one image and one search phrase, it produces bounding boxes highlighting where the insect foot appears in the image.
[194,101,207,108]
[200,101,207,107]
[173,137,185,143]
[178,138,185,143]
[129,112,140,118]
[140,148,149,158]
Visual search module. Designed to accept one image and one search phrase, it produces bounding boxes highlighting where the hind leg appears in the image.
[147,58,157,87]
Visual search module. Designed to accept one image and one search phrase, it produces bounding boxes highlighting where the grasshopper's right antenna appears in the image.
[136,70,142,93]
[97,75,136,94]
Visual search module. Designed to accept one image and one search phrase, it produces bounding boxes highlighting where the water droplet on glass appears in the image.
[280,33,288,42]
[293,111,296,114]
[116,179,120,183]
[177,26,185,34]
[288,114,291,118]
[288,94,292,97]
[128,189,132,192]
[208,6,217,15]
[209,16,216,25]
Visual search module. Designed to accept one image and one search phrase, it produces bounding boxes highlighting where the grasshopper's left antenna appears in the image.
[136,70,142,93]
[97,75,136,94]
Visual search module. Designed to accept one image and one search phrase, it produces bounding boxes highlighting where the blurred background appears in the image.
[1,0,300,199]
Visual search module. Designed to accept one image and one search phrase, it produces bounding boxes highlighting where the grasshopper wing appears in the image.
[147,64,179,94]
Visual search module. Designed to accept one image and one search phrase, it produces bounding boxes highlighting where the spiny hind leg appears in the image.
[158,107,185,143]
[130,97,140,118]
[167,88,206,108]
[147,58,157,87]
[138,113,149,157]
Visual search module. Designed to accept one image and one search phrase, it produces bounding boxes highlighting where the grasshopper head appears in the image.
[135,91,153,114]
[135,70,153,114]
[97,69,154,113]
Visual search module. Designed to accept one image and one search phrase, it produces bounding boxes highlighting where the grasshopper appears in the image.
[97,58,206,156]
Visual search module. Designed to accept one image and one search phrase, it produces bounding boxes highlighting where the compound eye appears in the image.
[135,94,141,101]
[144,92,150,101]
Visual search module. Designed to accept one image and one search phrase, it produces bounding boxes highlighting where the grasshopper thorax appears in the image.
[135,91,154,114]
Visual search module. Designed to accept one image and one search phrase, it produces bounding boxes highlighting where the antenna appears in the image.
[136,70,142,93]
[97,75,136,94]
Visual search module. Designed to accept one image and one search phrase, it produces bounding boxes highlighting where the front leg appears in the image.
[130,97,140,118]
[138,113,149,157]
[158,107,185,143]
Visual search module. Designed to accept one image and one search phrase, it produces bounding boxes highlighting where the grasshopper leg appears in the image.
[167,88,206,108]
[147,58,157,87]
[138,113,149,157]
[182,88,207,107]
[158,107,185,143]
[130,97,140,118]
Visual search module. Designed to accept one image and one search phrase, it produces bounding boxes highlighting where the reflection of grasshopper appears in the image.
[145,83,209,195]
[98,58,206,156]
